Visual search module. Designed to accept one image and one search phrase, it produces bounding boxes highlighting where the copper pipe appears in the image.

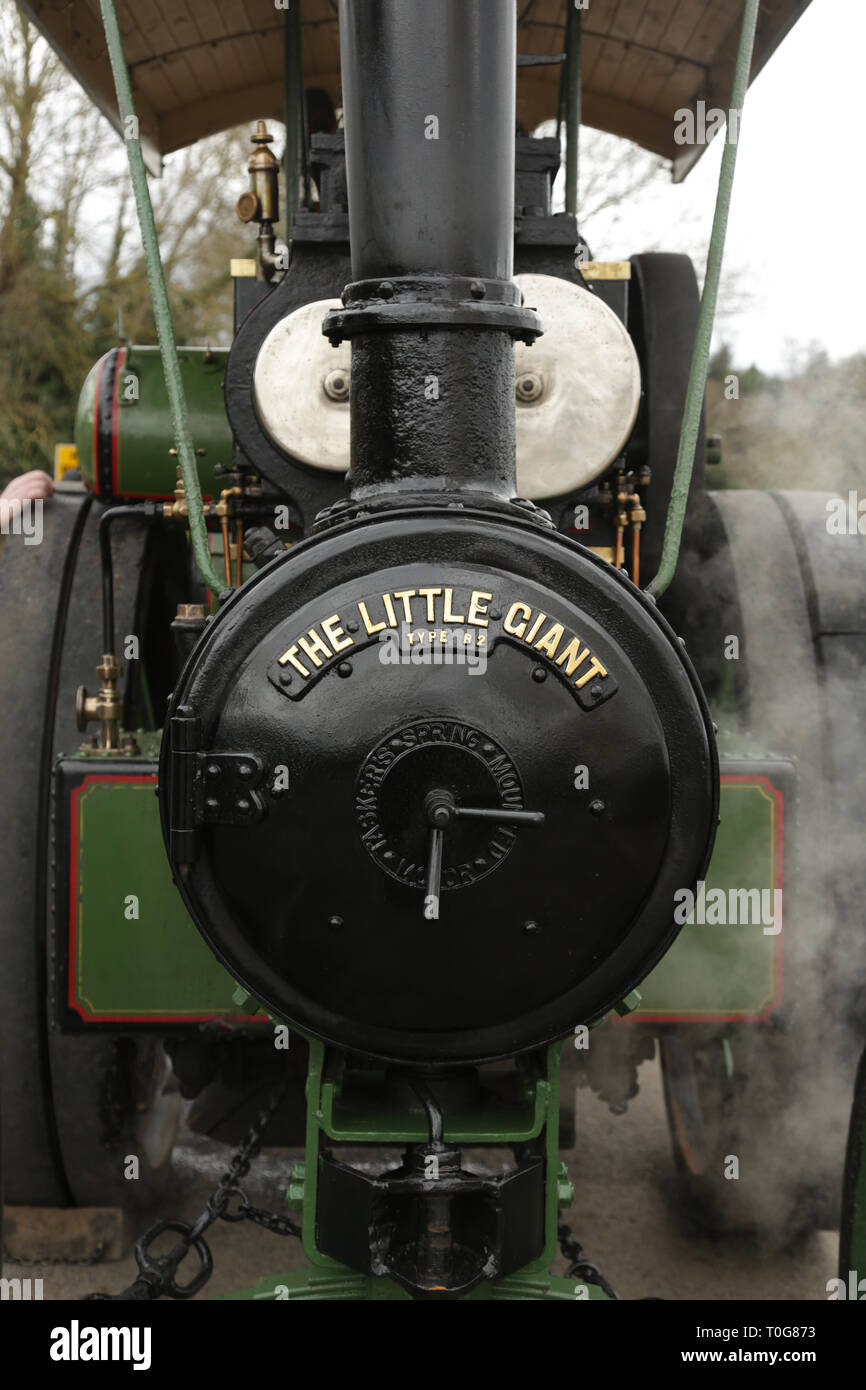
[614,528,624,569]
[221,516,232,588]
[631,525,640,588]
[235,520,244,587]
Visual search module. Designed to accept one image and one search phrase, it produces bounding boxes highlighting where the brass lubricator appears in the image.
[162,463,261,590]
[604,465,650,585]
[161,460,189,518]
[76,654,137,754]
[215,485,244,589]
[236,121,283,282]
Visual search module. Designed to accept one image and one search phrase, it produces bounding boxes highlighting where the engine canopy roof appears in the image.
[20,0,810,179]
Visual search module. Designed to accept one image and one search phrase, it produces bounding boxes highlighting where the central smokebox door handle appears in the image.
[422,790,545,921]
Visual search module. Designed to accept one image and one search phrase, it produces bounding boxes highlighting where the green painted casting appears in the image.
[257,1038,578,1300]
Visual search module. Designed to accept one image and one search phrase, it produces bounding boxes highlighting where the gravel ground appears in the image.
[3,1057,837,1301]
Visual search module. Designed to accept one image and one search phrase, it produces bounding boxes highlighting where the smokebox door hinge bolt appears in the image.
[194,751,268,827]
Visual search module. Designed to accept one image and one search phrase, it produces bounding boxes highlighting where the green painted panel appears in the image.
[635,765,790,1020]
[69,772,246,1021]
[65,760,792,1026]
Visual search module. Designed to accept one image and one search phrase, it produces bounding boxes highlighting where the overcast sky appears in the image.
[578,0,866,372]
[74,0,863,374]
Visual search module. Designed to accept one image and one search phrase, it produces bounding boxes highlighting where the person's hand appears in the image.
[1,470,55,503]
[0,470,54,536]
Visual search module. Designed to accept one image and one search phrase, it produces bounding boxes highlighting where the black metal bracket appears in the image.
[197,753,267,827]
[323,274,542,345]
[167,708,267,864]
[316,1145,545,1299]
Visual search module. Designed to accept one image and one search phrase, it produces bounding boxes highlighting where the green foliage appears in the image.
[0,245,90,484]
[0,1,254,489]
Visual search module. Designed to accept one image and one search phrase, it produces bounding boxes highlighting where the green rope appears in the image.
[98,0,224,596]
[645,0,760,600]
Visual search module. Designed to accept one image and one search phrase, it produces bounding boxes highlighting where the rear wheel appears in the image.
[661,1029,838,1240]
[0,492,179,1211]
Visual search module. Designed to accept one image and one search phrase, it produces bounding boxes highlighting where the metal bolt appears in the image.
[329,915,343,929]
[279,672,293,687]
[237,798,251,814]
[205,798,219,813]
[378,280,395,299]
[346,620,359,634]
[589,799,606,817]
[590,685,603,699]
[523,920,539,935]
[531,666,547,683]
[238,763,253,779]
[515,372,543,403]
[323,369,350,402]
[337,662,353,678]
[470,280,486,300]
[206,763,221,779]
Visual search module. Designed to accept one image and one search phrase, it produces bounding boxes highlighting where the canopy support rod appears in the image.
[645,0,760,600]
[98,0,224,597]
[564,2,582,215]
[283,3,303,233]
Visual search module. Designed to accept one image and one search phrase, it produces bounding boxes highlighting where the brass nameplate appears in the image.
[268,579,617,712]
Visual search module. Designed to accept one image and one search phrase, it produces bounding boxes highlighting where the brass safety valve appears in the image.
[236,121,282,282]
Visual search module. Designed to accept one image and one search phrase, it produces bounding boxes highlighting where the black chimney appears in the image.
[323,0,541,512]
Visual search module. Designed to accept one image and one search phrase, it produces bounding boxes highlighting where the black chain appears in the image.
[84,1090,300,1301]
[557,1221,621,1301]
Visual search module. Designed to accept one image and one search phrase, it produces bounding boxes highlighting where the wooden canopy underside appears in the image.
[19,0,811,180]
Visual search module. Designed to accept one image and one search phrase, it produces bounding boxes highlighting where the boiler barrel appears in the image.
[74,346,232,501]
